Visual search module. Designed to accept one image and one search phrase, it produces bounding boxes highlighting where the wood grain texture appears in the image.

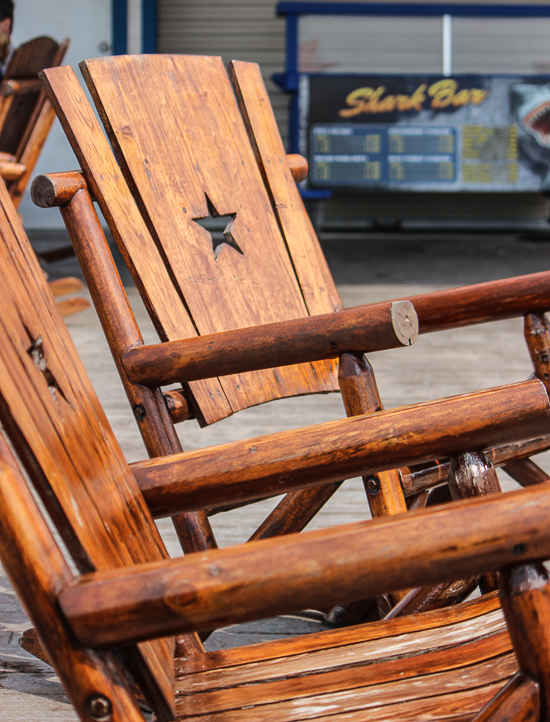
[179,592,502,673]
[79,54,340,416]
[121,300,417,386]
[402,272,550,333]
[228,60,342,317]
[59,481,550,645]
[503,457,550,486]
[499,563,550,719]
[0,431,147,722]
[401,437,550,496]
[471,673,539,722]
[59,187,211,653]
[449,452,502,594]
[133,379,550,517]
[338,353,407,519]
[40,63,232,426]
[0,178,176,717]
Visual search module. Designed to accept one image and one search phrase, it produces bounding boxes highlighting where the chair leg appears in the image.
[471,672,539,722]
[448,451,502,594]
[499,562,550,720]
[338,353,408,519]
[503,458,550,487]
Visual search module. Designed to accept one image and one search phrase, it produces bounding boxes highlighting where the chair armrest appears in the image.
[59,480,550,647]
[0,160,25,181]
[402,272,550,334]
[122,300,418,387]
[130,379,550,518]
[286,153,308,183]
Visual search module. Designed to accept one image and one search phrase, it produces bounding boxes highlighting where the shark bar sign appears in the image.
[300,74,550,192]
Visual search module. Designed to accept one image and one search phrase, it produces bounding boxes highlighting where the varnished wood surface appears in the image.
[41,64,233,426]
[401,437,550,496]
[405,272,550,333]
[121,299,417,386]
[133,379,550,517]
[0,179,176,717]
[0,432,148,722]
[0,36,69,207]
[4,229,550,721]
[59,481,550,645]
[471,673,539,722]
[41,57,341,426]
[174,608,516,722]
[228,61,342,317]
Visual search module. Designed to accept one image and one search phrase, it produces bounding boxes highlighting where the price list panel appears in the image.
[311,125,457,187]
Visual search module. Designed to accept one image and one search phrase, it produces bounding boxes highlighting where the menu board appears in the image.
[299,74,550,192]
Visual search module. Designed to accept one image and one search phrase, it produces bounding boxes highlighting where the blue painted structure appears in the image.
[112,0,158,55]
[275,1,550,199]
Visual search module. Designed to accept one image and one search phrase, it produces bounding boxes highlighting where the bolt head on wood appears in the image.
[86,695,112,721]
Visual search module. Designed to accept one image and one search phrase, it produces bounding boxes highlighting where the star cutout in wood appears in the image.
[27,335,67,407]
[192,193,243,260]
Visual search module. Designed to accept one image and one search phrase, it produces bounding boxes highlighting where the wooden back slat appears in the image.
[42,64,232,425]
[0,179,176,718]
[42,56,339,425]
[0,36,60,154]
[228,60,342,317]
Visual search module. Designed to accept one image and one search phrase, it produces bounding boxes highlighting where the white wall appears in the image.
[12,0,112,228]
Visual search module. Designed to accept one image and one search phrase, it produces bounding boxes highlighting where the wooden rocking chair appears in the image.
[0,34,89,316]
[30,55,550,621]
[2,170,550,722]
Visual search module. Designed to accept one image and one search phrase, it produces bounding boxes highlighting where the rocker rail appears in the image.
[59,481,550,647]
[131,378,550,518]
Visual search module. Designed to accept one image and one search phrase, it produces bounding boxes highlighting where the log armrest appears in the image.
[58,480,550,647]
[130,378,550,518]
[31,171,87,207]
[404,272,550,334]
[0,160,25,181]
[122,300,418,387]
[287,153,308,183]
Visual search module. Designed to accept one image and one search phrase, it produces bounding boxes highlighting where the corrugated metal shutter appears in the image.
[158,0,550,226]
[158,0,289,142]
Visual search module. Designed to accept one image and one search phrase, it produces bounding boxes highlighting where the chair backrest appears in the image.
[0,35,69,207]
[41,56,342,426]
[0,177,176,716]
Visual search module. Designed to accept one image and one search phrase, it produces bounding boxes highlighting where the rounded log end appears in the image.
[391,301,418,346]
[31,172,87,208]
[287,154,308,184]
[31,174,58,208]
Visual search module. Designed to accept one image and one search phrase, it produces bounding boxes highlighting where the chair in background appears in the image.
[31,55,550,622]
[0,34,88,316]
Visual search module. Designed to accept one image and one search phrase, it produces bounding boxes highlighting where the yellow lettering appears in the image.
[407,84,427,111]
[365,86,386,112]
[395,94,410,111]
[339,87,374,117]
[377,95,397,113]
[428,79,458,108]
[452,89,471,107]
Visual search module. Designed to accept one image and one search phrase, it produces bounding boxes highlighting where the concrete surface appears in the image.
[2,229,550,719]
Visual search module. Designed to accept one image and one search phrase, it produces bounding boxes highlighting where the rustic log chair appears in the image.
[0,34,89,316]
[30,55,550,623]
[2,171,550,722]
